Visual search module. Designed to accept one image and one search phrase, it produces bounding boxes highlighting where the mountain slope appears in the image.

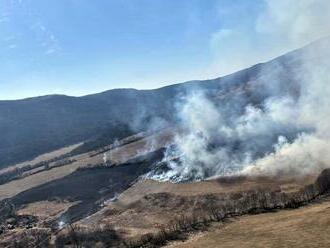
[0,38,326,168]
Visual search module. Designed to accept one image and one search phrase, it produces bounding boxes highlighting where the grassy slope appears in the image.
[166,197,330,248]
[79,174,317,239]
[0,129,173,200]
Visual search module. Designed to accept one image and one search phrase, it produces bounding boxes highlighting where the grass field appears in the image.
[166,197,330,248]
[0,129,173,200]
[1,127,329,247]
[78,174,317,239]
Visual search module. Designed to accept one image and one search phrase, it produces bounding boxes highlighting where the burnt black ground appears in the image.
[8,149,165,224]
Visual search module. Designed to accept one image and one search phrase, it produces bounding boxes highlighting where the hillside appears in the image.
[0,38,330,246]
[0,36,317,168]
[166,197,330,248]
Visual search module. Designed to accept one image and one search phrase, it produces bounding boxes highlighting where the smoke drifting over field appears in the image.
[150,0,330,181]
[151,38,330,182]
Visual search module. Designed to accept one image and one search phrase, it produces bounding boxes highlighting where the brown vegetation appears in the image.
[52,168,330,248]
[167,198,330,248]
[0,129,171,200]
[0,228,51,248]
[1,168,330,247]
[0,158,77,186]
[55,223,120,248]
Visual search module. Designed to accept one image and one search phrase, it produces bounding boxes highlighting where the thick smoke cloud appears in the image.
[150,0,330,181]
[257,0,330,48]
[210,0,330,77]
[244,40,330,176]
[151,88,310,181]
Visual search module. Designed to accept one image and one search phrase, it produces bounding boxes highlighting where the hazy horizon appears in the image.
[1,0,330,100]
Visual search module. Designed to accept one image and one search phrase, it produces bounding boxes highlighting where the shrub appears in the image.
[4,228,51,248]
[315,168,330,194]
[55,224,120,248]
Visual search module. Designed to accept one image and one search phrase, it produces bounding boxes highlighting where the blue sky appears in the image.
[0,0,328,100]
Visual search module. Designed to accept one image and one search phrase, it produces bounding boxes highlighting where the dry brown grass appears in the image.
[0,129,173,200]
[0,143,82,175]
[112,174,317,207]
[17,200,79,224]
[0,228,51,247]
[0,159,88,200]
[166,198,330,248]
[79,174,317,239]
[104,128,174,165]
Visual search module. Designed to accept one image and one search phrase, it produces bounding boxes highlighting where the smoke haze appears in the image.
[150,0,330,181]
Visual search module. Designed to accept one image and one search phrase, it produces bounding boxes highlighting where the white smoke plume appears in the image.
[244,40,330,176]
[150,0,330,181]
[256,0,330,49]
